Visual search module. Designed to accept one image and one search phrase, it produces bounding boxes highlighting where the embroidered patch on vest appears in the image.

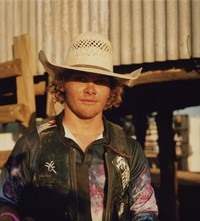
[113,156,130,190]
[45,161,57,174]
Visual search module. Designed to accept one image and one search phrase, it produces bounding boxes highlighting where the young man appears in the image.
[0,32,158,221]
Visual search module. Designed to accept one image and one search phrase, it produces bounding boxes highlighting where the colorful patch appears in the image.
[113,156,130,191]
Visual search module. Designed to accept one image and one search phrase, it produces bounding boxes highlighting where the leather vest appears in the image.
[22,115,142,221]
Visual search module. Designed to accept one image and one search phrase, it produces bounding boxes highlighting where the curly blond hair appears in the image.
[47,76,124,110]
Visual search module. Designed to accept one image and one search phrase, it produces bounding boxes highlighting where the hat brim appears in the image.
[38,50,142,87]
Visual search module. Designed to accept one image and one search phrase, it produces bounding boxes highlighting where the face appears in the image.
[61,71,111,119]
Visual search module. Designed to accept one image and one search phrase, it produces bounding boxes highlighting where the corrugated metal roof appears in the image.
[0,0,199,75]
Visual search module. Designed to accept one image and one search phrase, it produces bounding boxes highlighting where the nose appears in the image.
[84,82,96,95]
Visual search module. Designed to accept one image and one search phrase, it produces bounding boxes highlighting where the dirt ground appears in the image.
[151,169,200,221]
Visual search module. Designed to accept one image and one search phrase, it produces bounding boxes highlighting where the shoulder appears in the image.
[36,111,64,136]
[10,115,58,156]
[104,118,124,136]
[36,116,57,134]
[104,118,144,155]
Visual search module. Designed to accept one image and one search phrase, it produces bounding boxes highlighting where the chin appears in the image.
[77,112,101,120]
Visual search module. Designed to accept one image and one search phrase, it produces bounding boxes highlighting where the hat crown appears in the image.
[65,32,113,72]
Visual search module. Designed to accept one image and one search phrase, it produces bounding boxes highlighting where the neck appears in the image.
[62,109,104,151]
[63,110,104,132]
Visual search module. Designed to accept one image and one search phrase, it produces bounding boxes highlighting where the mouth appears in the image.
[81,99,98,105]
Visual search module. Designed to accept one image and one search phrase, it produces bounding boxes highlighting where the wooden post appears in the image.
[13,34,36,132]
[156,111,179,221]
[0,150,11,167]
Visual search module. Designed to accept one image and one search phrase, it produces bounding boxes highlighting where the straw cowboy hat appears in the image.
[39,32,142,87]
